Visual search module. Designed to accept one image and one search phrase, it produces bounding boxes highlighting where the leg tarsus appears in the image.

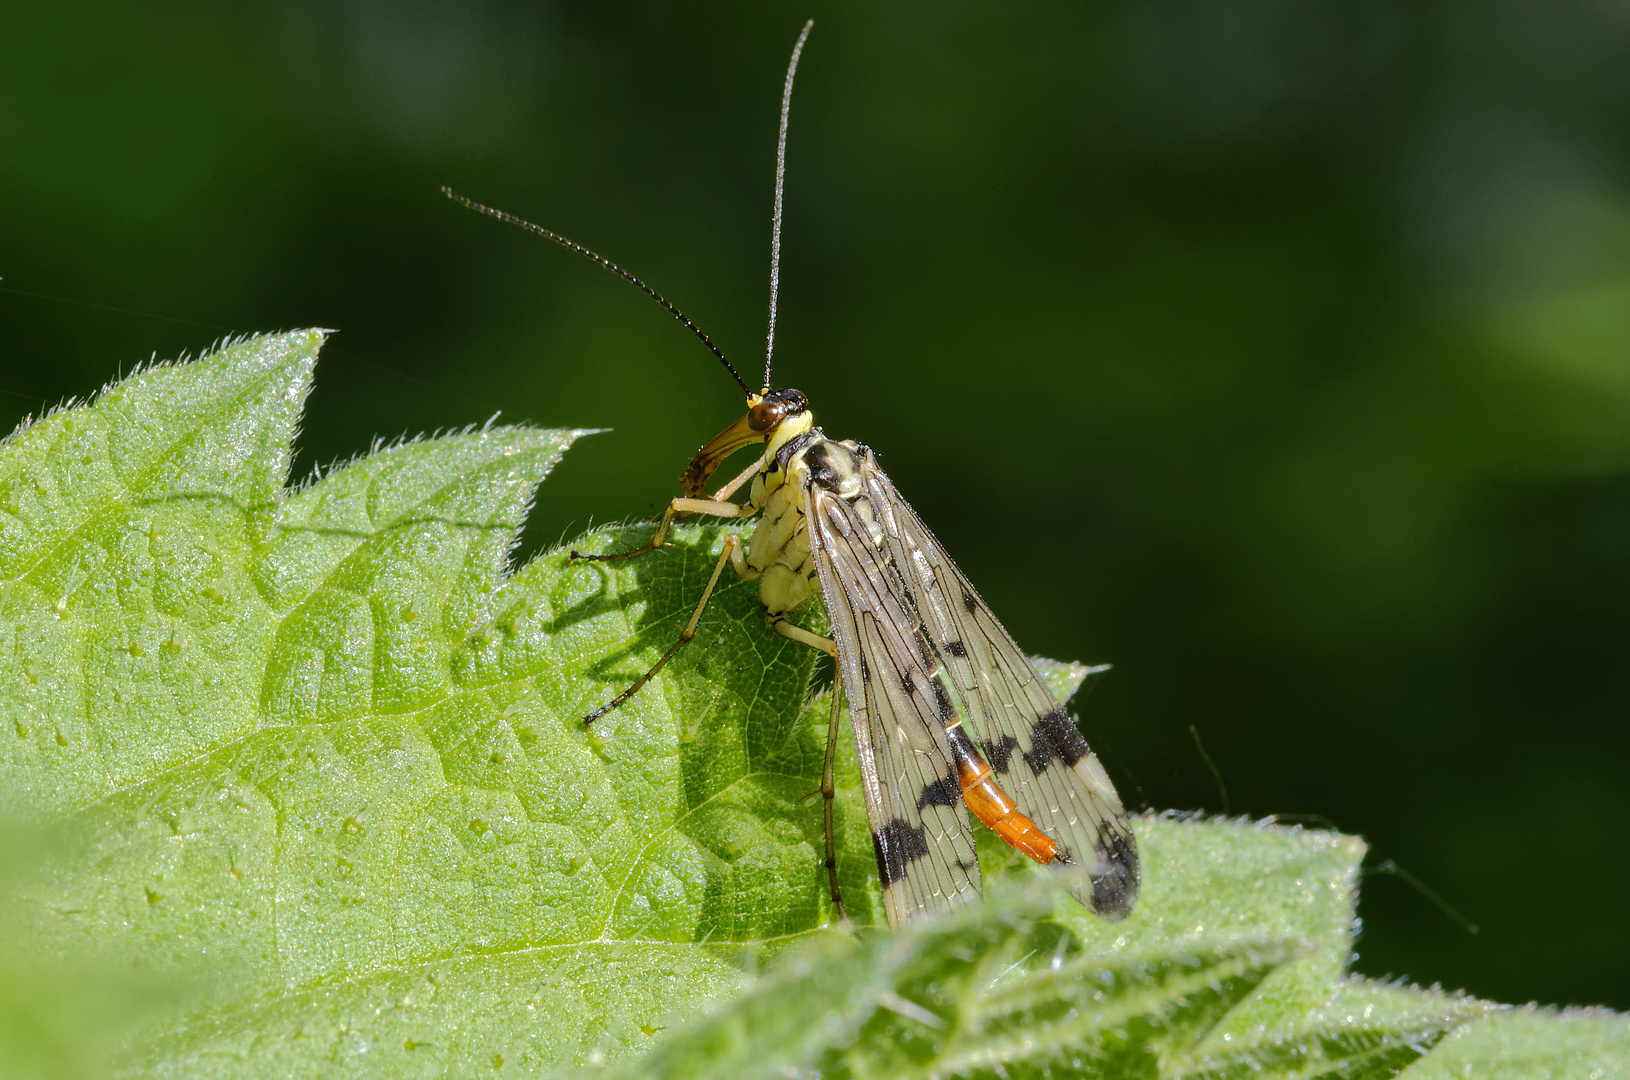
[582,626,695,725]
[582,534,741,725]
[569,505,679,566]
[819,684,851,929]
[569,539,663,566]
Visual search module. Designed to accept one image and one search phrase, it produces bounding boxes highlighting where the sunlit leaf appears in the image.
[0,333,1613,1078]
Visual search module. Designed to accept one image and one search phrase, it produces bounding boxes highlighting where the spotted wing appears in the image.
[803,472,982,927]
[858,450,1140,920]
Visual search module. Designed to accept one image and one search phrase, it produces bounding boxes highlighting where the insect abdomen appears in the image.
[945,725,1059,865]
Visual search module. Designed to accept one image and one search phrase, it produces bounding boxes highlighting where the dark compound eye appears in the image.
[748,388,809,431]
[747,397,790,432]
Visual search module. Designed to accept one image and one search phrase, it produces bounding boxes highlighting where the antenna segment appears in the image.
[764,20,814,391]
[442,186,752,396]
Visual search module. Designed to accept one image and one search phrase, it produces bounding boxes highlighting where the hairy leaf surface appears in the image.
[0,334,1618,1078]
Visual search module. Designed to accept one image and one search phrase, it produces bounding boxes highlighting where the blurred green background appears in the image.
[3,0,1627,1010]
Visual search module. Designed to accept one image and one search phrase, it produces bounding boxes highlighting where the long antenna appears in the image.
[442,186,752,396]
[764,19,813,391]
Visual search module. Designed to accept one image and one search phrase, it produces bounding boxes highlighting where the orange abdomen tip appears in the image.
[949,727,1059,865]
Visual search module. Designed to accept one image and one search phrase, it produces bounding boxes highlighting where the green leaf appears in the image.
[0,817,186,1080]
[618,816,1493,1080]
[1,331,317,814]
[620,878,1310,1080]
[1399,1006,1630,1080]
[0,333,1616,1078]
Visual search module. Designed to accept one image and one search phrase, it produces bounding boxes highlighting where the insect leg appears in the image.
[768,614,839,657]
[572,448,767,564]
[701,453,765,503]
[770,619,852,926]
[819,682,852,928]
[583,532,747,724]
[569,496,753,565]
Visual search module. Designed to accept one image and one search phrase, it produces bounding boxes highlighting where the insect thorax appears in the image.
[748,431,867,616]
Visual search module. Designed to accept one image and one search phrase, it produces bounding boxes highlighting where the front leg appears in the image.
[569,495,754,565]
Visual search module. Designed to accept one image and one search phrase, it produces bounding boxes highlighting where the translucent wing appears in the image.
[856,446,1140,920]
[803,463,982,927]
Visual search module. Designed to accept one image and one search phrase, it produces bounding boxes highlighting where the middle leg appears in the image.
[582,531,750,724]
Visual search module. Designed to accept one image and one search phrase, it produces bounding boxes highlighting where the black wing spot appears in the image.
[859,653,871,684]
[1022,709,1086,775]
[1021,728,1057,775]
[1036,708,1088,768]
[942,639,967,659]
[960,586,979,614]
[1090,821,1140,921]
[930,674,958,724]
[873,819,931,886]
[916,767,960,810]
[982,735,1022,775]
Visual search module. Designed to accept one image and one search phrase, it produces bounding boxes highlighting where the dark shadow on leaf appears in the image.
[569,526,751,687]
